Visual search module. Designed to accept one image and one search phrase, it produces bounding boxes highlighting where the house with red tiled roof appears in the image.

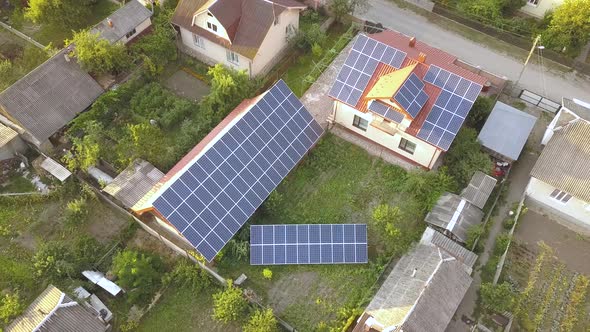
[172,0,306,78]
[328,31,489,169]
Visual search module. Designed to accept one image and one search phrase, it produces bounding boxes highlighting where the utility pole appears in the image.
[514,35,541,88]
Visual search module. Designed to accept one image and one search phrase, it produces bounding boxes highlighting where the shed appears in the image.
[103,159,164,209]
[461,171,497,209]
[90,0,152,44]
[82,271,123,296]
[424,192,484,244]
[0,123,27,161]
[478,101,537,162]
[40,157,72,182]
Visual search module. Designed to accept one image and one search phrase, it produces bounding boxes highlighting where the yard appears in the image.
[210,133,431,331]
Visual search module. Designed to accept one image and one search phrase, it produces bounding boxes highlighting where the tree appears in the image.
[26,0,90,28]
[443,127,493,189]
[116,123,172,170]
[544,0,590,51]
[32,242,75,280]
[68,30,131,75]
[372,204,403,239]
[0,292,23,323]
[466,96,494,131]
[64,120,104,171]
[0,60,16,92]
[112,250,164,303]
[243,308,278,332]
[162,259,211,291]
[212,280,248,323]
[330,0,369,22]
[480,282,515,312]
[402,167,458,212]
[132,8,177,76]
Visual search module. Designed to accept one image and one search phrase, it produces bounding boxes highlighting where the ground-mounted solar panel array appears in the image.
[152,80,324,262]
[393,73,429,118]
[418,65,483,150]
[329,34,407,107]
[368,100,405,123]
[250,224,368,265]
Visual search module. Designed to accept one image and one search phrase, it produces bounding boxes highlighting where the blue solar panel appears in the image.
[250,224,368,265]
[419,65,483,150]
[329,34,407,107]
[368,101,405,123]
[393,73,429,118]
[152,80,324,262]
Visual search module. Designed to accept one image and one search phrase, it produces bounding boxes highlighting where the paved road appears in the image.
[356,0,590,102]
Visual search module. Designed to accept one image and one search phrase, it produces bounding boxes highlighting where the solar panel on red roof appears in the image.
[393,73,429,118]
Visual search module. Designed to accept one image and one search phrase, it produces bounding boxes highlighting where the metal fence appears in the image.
[518,89,562,113]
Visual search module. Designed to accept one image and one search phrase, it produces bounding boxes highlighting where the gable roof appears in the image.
[6,285,108,332]
[478,101,537,161]
[171,0,305,59]
[90,0,152,43]
[0,122,18,147]
[562,98,590,121]
[0,49,104,144]
[461,171,497,209]
[531,121,590,202]
[364,229,474,331]
[425,193,484,243]
[103,159,164,209]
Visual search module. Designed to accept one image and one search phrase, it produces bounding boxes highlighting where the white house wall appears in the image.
[526,177,590,229]
[194,11,231,41]
[119,18,152,44]
[251,9,299,76]
[179,27,251,73]
[520,0,562,18]
[334,101,440,168]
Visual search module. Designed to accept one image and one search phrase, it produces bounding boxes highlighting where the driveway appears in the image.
[356,0,590,102]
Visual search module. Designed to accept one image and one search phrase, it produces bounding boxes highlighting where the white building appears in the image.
[520,0,562,19]
[91,0,153,45]
[526,98,590,233]
[171,0,306,78]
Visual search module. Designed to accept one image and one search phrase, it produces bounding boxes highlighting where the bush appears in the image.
[63,197,89,228]
[493,233,511,255]
[0,292,23,323]
[444,127,493,189]
[243,308,278,332]
[67,30,131,75]
[466,96,494,131]
[465,224,484,251]
[402,167,457,213]
[162,259,211,291]
[111,250,165,304]
[480,282,515,312]
[503,217,515,230]
[262,268,273,280]
[291,23,326,50]
[131,7,177,76]
[311,42,323,58]
[212,280,248,323]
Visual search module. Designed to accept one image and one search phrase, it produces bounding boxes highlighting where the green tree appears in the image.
[544,0,590,51]
[480,282,515,312]
[112,250,164,303]
[68,30,131,75]
[402,167,457,212]
[466,96,494,131]
[64,120,104,171]
[32,242,75,280]
[117,123,172,170]
[372,204,403,239]
[330,0,369,22]
[243,308,278,332]
[132,7,177,76]
[0,60,16,92]
[26,0,90,28]
[0,292,23,323]
[212,280,248,323]
[443,127,493,189]
[465,224,484,251]
[162,259,211,291]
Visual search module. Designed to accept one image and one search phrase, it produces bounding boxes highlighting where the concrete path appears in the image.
[356,0,590,102]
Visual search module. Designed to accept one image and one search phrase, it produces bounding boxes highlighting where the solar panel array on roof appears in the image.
[329,34,407,107]
[393,73,429,118]
[152,80,324,262]
[419,65,483,150]
[368,100,405,123]
[250,224,368,265]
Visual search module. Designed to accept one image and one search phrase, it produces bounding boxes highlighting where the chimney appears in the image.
[418,52,426,63]
[409,37,416,47]
[107,18,113,28]
[411,268,417,277]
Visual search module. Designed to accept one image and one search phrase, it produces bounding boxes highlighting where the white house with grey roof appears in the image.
[526,99,590,234]
[353,227,476,332]
[91,0,152,44]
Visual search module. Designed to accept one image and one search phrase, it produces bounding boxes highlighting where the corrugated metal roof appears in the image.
[430,229,478,268]
[103,159,164,208]
[171,0,305,59]
[478,101,537,161]
[0,49,104,144]
[90,0,152,43]
[0,122,18,147]
[40,157,72,182]
[531,121,590,202]
[424,193,484,243]
[461,171,497,209]
[562,98,590,121]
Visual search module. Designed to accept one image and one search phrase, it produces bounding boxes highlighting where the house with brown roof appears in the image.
[526,98,590,233]
[352,227,476,332]
[172,0,306,78]
[6,285,110,332]
[328,31,489,169]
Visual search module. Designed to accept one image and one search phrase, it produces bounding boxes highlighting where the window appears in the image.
[207,21,218,32]
[527,0,539,5]
[550,189,572,203]
[193,34,205,48]
[125,28,137,39]
[207,12,213,17]
[227,50,239,64]
[352,115,368,131]
[399,138,416,154]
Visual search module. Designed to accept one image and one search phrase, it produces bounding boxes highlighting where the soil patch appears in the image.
[163,70,210,102]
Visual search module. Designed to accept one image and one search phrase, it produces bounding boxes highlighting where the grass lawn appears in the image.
[137,285,241,332]
[0,175,36,193]
[216,133,426,331]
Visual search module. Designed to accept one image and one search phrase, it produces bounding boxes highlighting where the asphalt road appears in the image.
[355,0,590,103]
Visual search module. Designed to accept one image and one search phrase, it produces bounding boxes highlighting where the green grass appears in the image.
[0,175,36,193]
[31,0,119,47]
[137,285,241,332]
[216,134,426,331]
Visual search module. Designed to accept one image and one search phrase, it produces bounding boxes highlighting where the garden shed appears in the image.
[103,159,164,209]
[424,192,484,244]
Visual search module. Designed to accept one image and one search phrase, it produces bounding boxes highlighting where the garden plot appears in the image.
[163,69,210,101]
[215,133,433,331]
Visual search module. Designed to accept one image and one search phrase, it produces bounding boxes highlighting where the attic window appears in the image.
[207,22,218,32]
